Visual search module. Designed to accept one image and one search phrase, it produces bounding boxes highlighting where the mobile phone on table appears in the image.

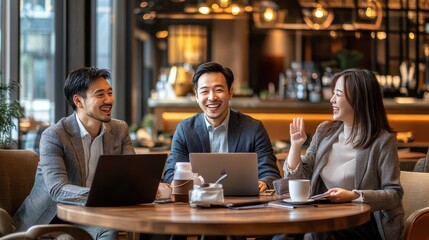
[260,189,275,196]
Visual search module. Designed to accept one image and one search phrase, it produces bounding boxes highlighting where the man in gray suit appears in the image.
[163,62,281,191]
[13,67,135,240]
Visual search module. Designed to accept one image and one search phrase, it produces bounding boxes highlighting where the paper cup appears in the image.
[174,170,194,180]
[175,162,192,172]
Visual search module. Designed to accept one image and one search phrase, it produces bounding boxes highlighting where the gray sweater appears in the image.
[285,122,404,240]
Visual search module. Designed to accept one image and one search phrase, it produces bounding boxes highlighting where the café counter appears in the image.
[148,97,429,143]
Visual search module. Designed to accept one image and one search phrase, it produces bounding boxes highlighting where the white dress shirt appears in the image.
[75,114,105,187]
[205,110,230,153]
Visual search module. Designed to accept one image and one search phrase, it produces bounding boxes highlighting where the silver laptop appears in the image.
[59,153,167,207]
[190,152,259,196]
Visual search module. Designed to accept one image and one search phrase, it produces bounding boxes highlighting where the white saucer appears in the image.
[283,198,315,205]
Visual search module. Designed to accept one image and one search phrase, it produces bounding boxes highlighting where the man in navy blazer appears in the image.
[13,67,135,240]
[163,62,281,191]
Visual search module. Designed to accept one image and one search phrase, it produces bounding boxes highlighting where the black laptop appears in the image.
[59,153,167,207]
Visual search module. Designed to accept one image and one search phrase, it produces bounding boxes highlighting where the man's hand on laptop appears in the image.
[157,183,172,199]
[258,181,268,192]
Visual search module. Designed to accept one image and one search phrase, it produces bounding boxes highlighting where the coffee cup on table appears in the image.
[288,179,311,202]
[172,162,194,202]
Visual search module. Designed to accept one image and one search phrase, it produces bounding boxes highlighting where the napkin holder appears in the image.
[189,183,224,207]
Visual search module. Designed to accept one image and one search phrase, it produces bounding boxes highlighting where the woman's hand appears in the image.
[286,117,307,170]
[289,117,307,148]
[326,188,360,202]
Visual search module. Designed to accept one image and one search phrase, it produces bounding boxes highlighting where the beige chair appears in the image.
[0,149,91,239]
[0,224,92,240]
[413,148,429,172]
[0,149,39,236]
[403,206,429,240]
[400,171,429,221]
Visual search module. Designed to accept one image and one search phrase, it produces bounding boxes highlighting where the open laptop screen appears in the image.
[190,153,259,196]
[60,153,167,207]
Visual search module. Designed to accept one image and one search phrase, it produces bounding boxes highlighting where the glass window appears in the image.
[20,0,55,149]
[96,0,112,69]
[0,0,3,73]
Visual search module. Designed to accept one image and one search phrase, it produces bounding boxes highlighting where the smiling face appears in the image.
[330,76,354,127]
[74,77,114,126]
[195,72,233,127]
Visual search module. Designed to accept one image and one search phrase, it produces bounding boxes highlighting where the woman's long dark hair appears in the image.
[320,69,394,149]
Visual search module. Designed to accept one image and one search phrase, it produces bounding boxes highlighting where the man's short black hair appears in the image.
[64,67,111,111]
[192,62,234,90]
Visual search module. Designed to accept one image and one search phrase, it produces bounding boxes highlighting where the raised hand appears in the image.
[289,117,307,147]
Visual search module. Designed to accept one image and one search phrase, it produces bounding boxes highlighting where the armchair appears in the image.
[0,150,91,239]
[400,171,429,220]
[0,224,92,240]
[403,206,429,240]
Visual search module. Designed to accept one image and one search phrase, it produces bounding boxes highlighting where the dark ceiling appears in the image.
[133,0,356,30]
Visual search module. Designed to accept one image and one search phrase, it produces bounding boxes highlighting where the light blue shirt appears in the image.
[204,110,230,153]
[75,114,105,187]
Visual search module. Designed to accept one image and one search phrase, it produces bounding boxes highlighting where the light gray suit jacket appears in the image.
[13,112,135,230]
[285,122,404,240]
[163,109,281,188]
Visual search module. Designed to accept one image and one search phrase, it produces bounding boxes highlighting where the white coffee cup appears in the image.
[289,179,311,201]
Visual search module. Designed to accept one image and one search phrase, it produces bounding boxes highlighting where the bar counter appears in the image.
[149,97,429,114]
[149,97,429,143]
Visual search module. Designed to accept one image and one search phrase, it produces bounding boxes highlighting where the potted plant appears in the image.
[0,73,25,149]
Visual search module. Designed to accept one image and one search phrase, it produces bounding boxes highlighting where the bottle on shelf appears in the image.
[295,70,307,101]
[321,68,333,101]
[308,72,322,103]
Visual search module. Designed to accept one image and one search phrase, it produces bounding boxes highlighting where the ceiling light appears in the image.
[254,0,280,23]
[365,6,377,18]
[263,7,276,22]
[312,3,327,19]
[218,0,231,8]
[230,3,241,15]
[358,0,378,19]
[353,0,382,30]
[211,3,221,12]
[198,3,211,14]
[302,1,333,30]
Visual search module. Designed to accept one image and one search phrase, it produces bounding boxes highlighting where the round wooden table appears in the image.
[57,200,371,236]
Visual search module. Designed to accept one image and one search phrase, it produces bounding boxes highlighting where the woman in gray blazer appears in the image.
[284,69,403,240]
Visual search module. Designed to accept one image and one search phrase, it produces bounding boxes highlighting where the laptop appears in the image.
[59,153,167,207]
[190,152,259,196]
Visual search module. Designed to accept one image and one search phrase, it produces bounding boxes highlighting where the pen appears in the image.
[282,205,296,209]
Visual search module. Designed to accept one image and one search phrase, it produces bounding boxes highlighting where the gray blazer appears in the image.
[13,112,135,230]
[286,122,404,240]
[163,109,281,188]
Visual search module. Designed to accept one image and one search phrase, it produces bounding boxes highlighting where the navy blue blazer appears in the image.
[163,109,281,188]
